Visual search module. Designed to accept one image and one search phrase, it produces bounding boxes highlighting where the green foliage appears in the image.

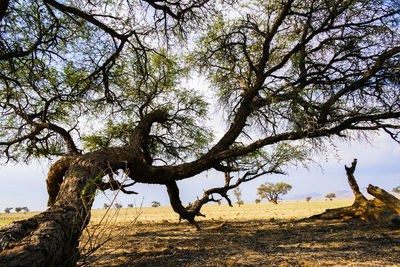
[257,182,292,204]
[82,120,135,152]
[306,196,312,202]
[1,0,399,166]
[227,142,311,180]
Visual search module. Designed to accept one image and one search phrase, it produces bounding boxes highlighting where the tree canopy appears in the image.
[257,182,293,204]
[1,0,400,265]
[325,193,337,200]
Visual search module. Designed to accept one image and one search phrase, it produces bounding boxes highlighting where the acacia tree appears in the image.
[233,187,243,206]
[1,0,400,265]
[325,193,336,201]
[151,201,161,208]
[4,208,12,213]
[257,182,293,204]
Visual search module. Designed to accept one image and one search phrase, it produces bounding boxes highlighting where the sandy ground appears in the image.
[2,200,399,266]
[77,200,400,266]
[79,218,400,266]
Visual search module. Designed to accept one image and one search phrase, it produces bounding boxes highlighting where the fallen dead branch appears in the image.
[311,159,400,224]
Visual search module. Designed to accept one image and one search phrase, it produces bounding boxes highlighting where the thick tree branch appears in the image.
[0,0,8,21]
[43,0,130,40]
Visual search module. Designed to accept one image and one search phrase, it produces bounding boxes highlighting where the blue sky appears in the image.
[1,131,399,212]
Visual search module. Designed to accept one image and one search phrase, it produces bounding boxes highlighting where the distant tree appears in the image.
[255,199,261,204]
[114,203,123,209]
[393,186,400,194]
[325,193,336,201]
[151,201,161,208]
[103,203,110,209]
[217,200,221,205]
[15,207,22,213]
[306,196,312,202]
[21,207,29,212]
[257,182,292,204]
[233,187,243,207]
[127,204,134,208]
[4,207,12,213]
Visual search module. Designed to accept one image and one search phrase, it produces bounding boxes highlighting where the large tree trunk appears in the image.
[311,159,400,222]
[0,111,171,266]
[0,149,129,266]
[0,164,94,266]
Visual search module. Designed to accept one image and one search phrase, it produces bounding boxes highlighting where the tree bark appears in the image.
[0,163,93,266]
[0,111,172,266]
[0,147,133,266]
[368,185,400,214]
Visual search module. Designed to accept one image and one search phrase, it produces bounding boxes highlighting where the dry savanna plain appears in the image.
[1,199,400,266]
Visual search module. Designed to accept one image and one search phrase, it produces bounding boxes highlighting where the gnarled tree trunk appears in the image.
[0,112,170,266]
[0,153,118,266]
[311,159,400,222]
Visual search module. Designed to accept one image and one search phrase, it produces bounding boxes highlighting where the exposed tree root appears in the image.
[310,159,400,224]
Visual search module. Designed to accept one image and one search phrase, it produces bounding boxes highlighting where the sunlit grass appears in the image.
[91,198,354,223]
[0,198,354,227]
[0,211,40,228]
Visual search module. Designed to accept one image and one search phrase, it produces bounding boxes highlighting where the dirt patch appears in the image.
[79,219,400,266]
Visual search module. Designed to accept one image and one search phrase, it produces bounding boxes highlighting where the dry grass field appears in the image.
[2,199,400,266]
[89,198,354,224]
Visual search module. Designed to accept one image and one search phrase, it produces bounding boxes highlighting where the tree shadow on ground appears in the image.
[79,219,400,266]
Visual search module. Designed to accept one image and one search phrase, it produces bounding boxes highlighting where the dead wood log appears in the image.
[310,159,399,222]
[368,185,400,214]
